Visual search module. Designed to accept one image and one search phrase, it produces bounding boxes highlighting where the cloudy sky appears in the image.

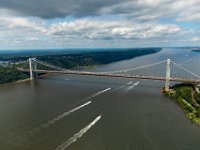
[0,0,200,50]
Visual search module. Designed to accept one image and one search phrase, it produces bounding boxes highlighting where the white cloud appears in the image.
[0,14,187,49]
[191,37,200,42]
[0,16,46,33]
[0,10,47,34]
[47,19,181,40]
[0,0,200,49]
[1,0,200,22]
[99,0,200,22]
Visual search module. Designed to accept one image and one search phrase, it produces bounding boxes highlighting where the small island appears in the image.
[163,83,200,126]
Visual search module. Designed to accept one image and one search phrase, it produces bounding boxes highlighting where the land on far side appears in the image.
[0,48,161,85]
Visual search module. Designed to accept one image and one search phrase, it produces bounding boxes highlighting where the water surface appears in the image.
[1,48,200,150]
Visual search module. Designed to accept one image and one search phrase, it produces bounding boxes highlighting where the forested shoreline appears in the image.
[163,84,200,126]
[0,67,29,84]
[0,48,161,84]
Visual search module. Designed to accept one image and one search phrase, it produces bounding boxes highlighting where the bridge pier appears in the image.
[29,58,37,80]
[165,59,171,91]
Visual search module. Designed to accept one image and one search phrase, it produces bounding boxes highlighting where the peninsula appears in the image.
[163,83,200,126]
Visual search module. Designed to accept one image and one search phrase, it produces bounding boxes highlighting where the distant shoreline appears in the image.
[192,49,200,53]
[0,48,161,85]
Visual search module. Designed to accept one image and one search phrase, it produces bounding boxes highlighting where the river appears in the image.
[1,48,200,150]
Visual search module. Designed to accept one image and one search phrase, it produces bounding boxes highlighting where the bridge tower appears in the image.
[33,58,37,78]
[165,59,171,91]
[29,58,37,80]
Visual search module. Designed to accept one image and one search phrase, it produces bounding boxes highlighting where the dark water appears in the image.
[1,48,200,150]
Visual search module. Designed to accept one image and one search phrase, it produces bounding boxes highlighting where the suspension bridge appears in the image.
[16,58,200,91]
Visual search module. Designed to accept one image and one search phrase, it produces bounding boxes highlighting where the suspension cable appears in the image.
[99,59,167,73]
[171,60,200,79]
[35,59,66,71]
[25,58,200,81]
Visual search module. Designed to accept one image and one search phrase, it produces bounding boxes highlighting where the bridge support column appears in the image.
[165,59,171,91]
[33,58,38,78]
[29,58,35,80]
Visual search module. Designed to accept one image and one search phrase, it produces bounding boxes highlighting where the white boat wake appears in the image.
[55,115,102,150]
[123,81,140,93]
[28,88,110,135]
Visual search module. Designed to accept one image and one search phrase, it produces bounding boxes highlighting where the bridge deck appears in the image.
[17,68,200,84]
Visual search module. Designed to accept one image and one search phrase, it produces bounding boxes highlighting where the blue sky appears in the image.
[0,0,200,50]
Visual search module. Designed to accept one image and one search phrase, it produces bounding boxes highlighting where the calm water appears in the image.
[1,48,200,150]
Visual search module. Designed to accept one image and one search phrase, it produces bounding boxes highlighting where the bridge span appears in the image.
[17,58,200,91]
[17,68,200,84]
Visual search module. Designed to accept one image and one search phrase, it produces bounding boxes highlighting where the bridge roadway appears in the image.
[17,68,200,84]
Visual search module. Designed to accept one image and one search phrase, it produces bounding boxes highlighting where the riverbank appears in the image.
[0,67,29,85]
[0,78,30,90]
[15,78,30,83]
[163,84,200,126]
